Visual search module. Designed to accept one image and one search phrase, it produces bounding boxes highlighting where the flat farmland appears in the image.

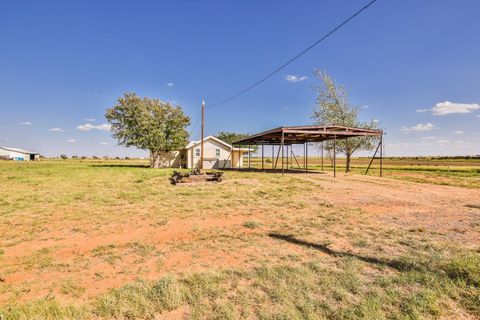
[0,159,479,319]
[248,156,480,189]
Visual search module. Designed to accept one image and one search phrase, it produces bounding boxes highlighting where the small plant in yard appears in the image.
[126,241,156,260]
[91,244,121,265]
[409,226,426,233]
[22,248,55,270]
[353,238,370,248]
[242,221,260,229]
[60,279,86,298]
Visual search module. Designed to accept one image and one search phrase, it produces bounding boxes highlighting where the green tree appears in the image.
[216,132,258,152]
[105,93,190,168]
[311,69,380,172]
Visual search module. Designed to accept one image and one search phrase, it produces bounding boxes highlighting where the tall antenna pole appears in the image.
[200,98,205,172]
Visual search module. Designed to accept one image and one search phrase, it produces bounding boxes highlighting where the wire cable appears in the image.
[208,0,378,108]
[188,109,202,137]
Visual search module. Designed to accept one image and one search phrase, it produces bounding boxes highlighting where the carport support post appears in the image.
[200,99,205,171]
[305,142,308,173]
[285,144,288,171]
[272,145,274,169]
[281,131,285,175]
[238,147,241,170]
[286,145,289,170]
[303,143,306,169]
[333,135,336,178]
[288,144,293,168]
[248,145,251,171]
[321,142,324,171]
[261,145,264,171]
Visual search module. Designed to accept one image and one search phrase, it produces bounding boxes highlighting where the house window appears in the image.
[215,149,220,157]
[195,148,200,157]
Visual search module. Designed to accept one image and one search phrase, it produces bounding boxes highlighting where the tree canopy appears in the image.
[216,131,258,152]
[105,93,190,168]
[216,132,250,146]
[311,69,380,172]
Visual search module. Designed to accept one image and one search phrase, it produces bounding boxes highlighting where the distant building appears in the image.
[0,146,40,161]
[158,136,250,169]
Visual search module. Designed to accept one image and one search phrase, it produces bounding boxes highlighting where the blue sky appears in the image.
[1,0,479,157]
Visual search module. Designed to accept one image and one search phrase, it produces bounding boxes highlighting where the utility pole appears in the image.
[321,141,324,171]
[200,98,205,172]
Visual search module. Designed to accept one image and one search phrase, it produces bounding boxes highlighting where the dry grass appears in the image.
[0,159,479,319]
[250,156,480,189]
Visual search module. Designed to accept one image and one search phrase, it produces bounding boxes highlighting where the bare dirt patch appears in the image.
[294,173,480,247]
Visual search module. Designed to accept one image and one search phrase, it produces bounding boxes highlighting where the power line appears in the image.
[188,109,202,137]
[208,0,378,108]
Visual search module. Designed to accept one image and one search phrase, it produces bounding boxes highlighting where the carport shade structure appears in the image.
[232,125,384,177]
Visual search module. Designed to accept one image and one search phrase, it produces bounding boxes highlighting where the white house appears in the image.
[0,146,40,161]
[158,136,250,169]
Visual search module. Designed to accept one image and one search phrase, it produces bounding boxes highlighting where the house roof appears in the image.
[232,125,383,145]
[184,136,251,153]
[0,146,39,154]
[185,135,234,150]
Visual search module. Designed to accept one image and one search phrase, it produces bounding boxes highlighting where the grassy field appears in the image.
[0,159,479,319]
[248,156,480,189]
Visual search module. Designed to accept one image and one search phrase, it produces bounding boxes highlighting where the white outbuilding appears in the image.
[158,136,250,169]
[0,146,40,161]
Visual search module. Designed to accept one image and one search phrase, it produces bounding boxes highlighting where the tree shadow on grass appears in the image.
[269,233,480,286]
[222,168,327,175]
[90,164,151,168]
[268,233,421,273]
[465,204,480,210]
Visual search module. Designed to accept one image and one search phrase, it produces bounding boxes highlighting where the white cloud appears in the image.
[96,124,111,131]
[415,108,429,113]
[286,75,307,82]
[453,130,463,134]
[415,141,432,146]
[421,136,436,140]
[361,105,370,109]
[166,82,174,87]
[84,118,96,122]
[48,128,65,132]
[100,142,109,145]
[401,122,435,133]
[477,115,480,119]
[431,101,480,116]
[372,118,379,123]
[67,139,76,143]
[19,121,32,126]
[388,142,411,147]
[76,124,95,131]
[76,123,111,131]
[437,139,450,144]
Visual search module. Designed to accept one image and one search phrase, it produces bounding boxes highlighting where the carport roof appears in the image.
[232,125,383,145]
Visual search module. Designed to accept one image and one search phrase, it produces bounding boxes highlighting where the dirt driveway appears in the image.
[296,172,480,247]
